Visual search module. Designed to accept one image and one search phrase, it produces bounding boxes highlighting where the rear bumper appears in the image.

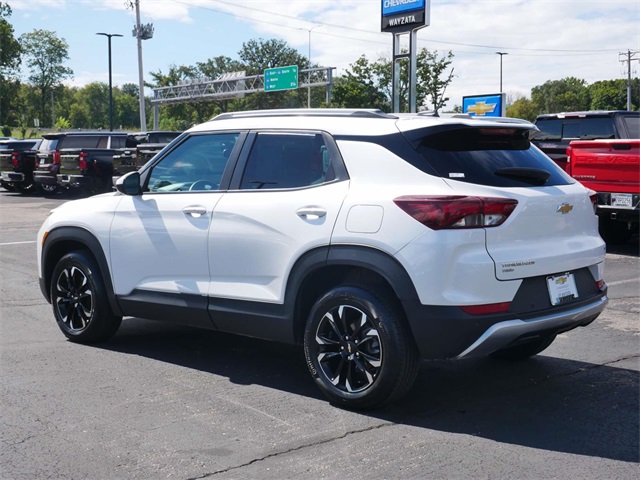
[34,171,57,186]
[455,295,607,358]
[0,171,25,183]
[57,174,93,188]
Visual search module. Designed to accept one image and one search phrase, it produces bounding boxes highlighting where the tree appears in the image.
[19,29,73,127]
[416,49,455,114]
[0,2,21,125]
[588,80,628,110]
[330,55,389,110]
[506,97,540,122]
[531,77,590,114]
[331,49,455,114]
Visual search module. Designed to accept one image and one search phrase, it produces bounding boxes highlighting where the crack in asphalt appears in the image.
[185,354,640,479]
[185,422,393,479]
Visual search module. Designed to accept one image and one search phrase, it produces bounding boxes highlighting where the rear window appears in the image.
[414,128,573,188]
[58,135,103,149]
[110,136,126,149]
[622,115,640,138]
[535,116,615,140]
[39,138,59,152]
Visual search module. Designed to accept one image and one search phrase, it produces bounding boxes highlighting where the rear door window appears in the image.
[109,136,126,148]
[414,127,573,188]
[239,132,335,190]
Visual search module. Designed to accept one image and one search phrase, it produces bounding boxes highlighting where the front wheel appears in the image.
[303,285,418,409]
[51,251,122,343]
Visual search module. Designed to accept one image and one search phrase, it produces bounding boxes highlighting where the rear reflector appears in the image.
[394,196,518,230]
[460,302,511,315]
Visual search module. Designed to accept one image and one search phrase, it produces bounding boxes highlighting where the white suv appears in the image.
[37,109,608,408]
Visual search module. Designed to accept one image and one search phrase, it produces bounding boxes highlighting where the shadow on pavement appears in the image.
[99,318,639,464]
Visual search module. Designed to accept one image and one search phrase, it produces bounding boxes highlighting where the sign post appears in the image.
[381,0,430,113]
[264,65,299,92]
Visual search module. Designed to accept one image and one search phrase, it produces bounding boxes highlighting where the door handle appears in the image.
[296,207,327,220]
[183,206,207,218]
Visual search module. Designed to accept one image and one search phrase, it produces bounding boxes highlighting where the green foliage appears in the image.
[416,49,455,113]
[55,116,71,130]
[0,2,22,125]
[330,55,389,110]
[19,29,73,127]
[587,79,630,110]
[507,97,540,122]
[531,77,590,114]
[1,125,11,137]
[329,49,454,113]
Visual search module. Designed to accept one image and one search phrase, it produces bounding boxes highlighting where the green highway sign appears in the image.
[264,65,299,92]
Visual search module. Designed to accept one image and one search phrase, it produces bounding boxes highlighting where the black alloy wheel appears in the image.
[304,285,418,409]
[51,251,121,343]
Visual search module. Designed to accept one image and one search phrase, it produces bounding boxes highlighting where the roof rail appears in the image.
[210,109,398,121]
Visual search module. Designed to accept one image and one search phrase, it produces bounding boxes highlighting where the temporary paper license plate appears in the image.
[547,273,579,306]
[611,193,633,208]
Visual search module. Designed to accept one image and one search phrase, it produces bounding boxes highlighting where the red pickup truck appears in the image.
[566,139,639,244]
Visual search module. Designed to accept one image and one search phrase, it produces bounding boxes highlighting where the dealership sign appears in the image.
[381,0,429,33]
[462,93,507,117]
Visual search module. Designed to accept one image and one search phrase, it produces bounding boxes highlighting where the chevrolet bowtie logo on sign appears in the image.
[462,93,506,117]
[466,101,497,116]
[557,203,574,214]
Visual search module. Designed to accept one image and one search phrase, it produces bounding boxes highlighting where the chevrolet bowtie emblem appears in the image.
[467,101,497,116]
[557,203,574,214]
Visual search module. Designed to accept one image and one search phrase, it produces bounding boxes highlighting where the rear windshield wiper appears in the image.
[495,167,551,186]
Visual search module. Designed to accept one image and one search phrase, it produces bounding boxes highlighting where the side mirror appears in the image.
[115,171,142,196]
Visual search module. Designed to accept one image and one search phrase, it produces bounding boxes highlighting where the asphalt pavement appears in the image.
[1,191,638,480]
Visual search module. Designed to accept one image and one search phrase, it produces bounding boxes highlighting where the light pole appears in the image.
[496,52,508,93]
[306,25,321,108]
[96,33,123,131]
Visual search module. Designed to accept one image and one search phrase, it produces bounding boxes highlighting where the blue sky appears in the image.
[8,0,640,109]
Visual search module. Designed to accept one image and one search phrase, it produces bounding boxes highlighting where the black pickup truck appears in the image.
[532,110,640,172]
[112,131,182,178]
[0,139,42,193]
[33,132,128,194]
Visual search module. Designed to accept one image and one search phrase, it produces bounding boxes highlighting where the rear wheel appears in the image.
[15,179,36,194]
[490,334,556,361]
[39,183,59,195]
[303,285,418,409]
[50,251,121,343]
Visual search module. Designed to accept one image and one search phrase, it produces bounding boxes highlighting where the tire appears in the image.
[303,285,418,409]
[39,183,60,195]
[50,251,122,343]
[490,334,556,361]
[599,217,632,245]
[15,180,36,194]
[1,181,15,192]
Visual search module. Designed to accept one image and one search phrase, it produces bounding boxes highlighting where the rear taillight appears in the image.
[79,151,89,170]
[587,188,598,212]
[11,151,20,167]
[565,146,573,176]
[53,151,61,165]
[393,196,518,230]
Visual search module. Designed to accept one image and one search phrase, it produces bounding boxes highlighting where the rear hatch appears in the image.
[398,120,604,282]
